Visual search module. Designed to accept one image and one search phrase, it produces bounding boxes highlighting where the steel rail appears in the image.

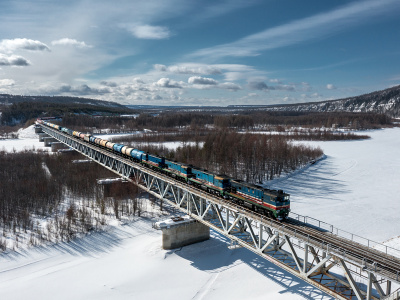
[284,219,400,282]
[41,124,400,272]
[39,123,400,299]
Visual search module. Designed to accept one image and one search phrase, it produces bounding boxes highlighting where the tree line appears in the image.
[113,130,323,183]
[56,111,393,133]
[0,101,133,126]
[0,150,145,252]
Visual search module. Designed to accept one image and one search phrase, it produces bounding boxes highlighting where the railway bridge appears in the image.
[38,123,400,300]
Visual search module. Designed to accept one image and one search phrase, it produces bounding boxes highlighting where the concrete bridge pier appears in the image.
[34,125,43,133]
[97,178,132,198]
[154,217,210,250]
[38,133,49,142]
[43,137,58,147]
[51,142,69,152]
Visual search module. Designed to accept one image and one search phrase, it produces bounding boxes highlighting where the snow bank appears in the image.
[17,125,39,139]
[0,125,49,152]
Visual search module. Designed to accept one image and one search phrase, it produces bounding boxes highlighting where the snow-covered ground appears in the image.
[0,125,49,152]
[0,218,330,300]
[146,141,204,150]
[268,127,400,243]
[0,126,399,299]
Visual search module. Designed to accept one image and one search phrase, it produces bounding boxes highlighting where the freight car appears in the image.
[37,119,290,220]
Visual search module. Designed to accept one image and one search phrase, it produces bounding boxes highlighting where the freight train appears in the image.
[37,119,290,220]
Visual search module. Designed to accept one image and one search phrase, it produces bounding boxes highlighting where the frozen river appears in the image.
[1,126,399,299]
[269,127,400,242]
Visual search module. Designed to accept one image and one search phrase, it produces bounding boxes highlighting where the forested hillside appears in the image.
[0,101,134,125]
[261,85,400,117]
[0,94,124,108]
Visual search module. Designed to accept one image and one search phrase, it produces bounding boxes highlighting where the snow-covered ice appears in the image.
[269,127,400,243]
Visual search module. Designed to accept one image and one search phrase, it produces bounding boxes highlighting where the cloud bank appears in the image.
[0,54,30,66]
[51,38,91,48]
[0,38,49,53]
[125,24,171,39]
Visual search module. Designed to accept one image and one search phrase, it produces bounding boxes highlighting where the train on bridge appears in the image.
[37,119,290,220]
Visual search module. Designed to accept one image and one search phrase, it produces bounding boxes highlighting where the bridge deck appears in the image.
[39,123,400,300]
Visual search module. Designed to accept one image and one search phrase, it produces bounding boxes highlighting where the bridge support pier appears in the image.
[43,137,58,147]
[38,133,49,142]
[38,123,400,300]
[34,125,43,133]
[97,178,132,198]
[51,142,69,152]
[155,217,210,250]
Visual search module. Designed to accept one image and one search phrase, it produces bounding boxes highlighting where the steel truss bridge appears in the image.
[39,124,400,300]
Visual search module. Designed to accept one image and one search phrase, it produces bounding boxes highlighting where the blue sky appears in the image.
[0,0,400,106]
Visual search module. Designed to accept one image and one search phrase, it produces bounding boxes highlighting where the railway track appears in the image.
[43,124,400,286]
[285,218,400,280]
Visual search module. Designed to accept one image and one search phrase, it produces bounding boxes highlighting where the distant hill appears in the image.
[0,94,125,109]
[0,95,134,125]
[254,85,400,117]
[127,85,400,117]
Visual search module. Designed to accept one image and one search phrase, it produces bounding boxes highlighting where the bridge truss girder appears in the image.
[41,125,399,300]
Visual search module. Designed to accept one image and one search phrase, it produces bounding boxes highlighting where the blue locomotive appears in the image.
[38,120,290,220]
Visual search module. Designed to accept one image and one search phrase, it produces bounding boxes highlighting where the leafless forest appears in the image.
[113,131,323,183]
[0,109,393,251]
[0,151,144,251]
[59,111,393,133]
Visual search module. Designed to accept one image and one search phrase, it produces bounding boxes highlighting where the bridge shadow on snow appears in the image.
[268,156,350,202]
[169,231,333,300]
[0,218,157,261]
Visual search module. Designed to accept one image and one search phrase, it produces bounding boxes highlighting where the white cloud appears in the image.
[154,63,222,75]
[190,1,259,22]
[154,64,167,72]
[0,54,30,66]
[125,24,171,39]
[186,76,241,91]
[0,38,50,53]
[188,76,218,85]
[283,96,296,102]
[154,78,182,88]
[218,82,241,91]
[56,84,112,95]
[190,0,400,59]
[269,78,281,83]
[100,81,118,87]
[133,78,145,84]
[248,80,295,91]
[326,83,337,90]
[51,38,91,48]
[0,79,15,86]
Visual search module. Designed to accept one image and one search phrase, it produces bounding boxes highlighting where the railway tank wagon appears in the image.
[37,119,290,221]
